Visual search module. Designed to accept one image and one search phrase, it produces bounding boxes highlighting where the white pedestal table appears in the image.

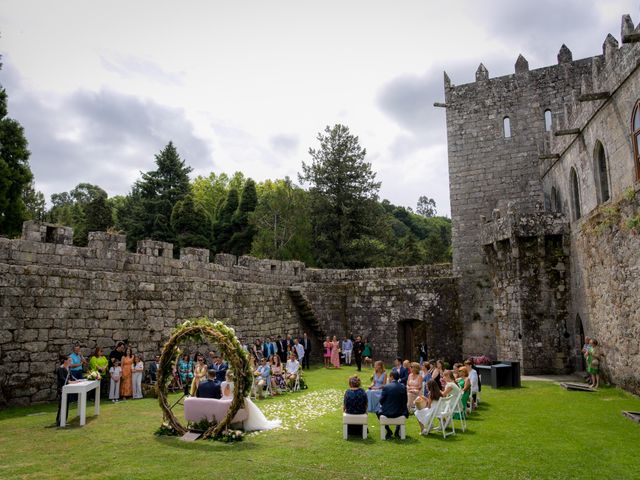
[60,380,100,427]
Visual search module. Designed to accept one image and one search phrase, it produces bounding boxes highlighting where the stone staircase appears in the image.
[287,286,325,339]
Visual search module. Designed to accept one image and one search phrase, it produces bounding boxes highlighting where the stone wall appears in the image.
[444,45,592,360]
[481,208,572,374]
[300,265,461,363]
[0,222,461,406]
[571,187,640,394]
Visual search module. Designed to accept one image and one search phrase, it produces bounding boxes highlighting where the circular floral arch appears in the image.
[157,318,252,439]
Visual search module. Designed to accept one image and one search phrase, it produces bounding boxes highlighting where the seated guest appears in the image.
[376,370,408,439]
[211,353,228,382]
[285,353,300,389]
[367,361,387,412]
[464,359,479,409]
[414,379,443,434]
[455,366,471,419]
[255,357,271,398]
[406,362,423,412]
[270,355,286,393]
[343,375,368,437]
[391,357,408,385]
[196,369,222,399]
[442,370,461,398]
[420,362,432,396]
[431,360,444,389]
[221,370,234,399]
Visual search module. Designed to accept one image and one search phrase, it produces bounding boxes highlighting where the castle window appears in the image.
[594,141,610,204]
[503,116,511,138]
[570,167,581,220]
[632,101,640,180]
[544,109,552,131]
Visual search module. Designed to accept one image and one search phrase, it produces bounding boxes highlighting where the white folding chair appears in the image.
[452,389,467,432]
[292,371,301,392]
[421,398,443,435]
[434,394,457,438]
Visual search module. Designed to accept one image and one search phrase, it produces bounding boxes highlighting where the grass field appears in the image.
[1,366,639,480]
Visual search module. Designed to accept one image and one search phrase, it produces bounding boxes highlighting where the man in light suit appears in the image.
[376,370,408,439]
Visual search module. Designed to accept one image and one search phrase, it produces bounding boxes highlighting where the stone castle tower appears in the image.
[443,14,640,387]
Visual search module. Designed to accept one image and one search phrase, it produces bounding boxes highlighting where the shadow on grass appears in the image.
[44,415,99,429]
[154,434,262,452]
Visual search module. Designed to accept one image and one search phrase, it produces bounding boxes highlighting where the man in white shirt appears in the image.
[285,353,300,389]
[293,338,305,369]
[465,359,479,409]
[342,337,353,366]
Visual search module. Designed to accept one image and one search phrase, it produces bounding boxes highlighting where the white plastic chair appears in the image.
[434,394,457,438]
[452,389,467,432]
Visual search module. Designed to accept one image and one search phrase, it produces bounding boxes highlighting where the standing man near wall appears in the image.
[353,336,364,372]
[301,332,312,370]
[69,344,86,380]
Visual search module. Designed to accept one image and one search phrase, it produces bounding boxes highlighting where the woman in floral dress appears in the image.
[330,336,341,368]
[270,355,286,392]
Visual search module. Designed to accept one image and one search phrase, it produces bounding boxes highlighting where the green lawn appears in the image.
[1,367,639,480]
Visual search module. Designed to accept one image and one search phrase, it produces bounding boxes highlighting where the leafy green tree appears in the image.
[170,194,210,249]
[117,142,192,249]
[417,196,437,217]
[0,77,33,237]
[228,178,258,256]
[49,183,112,246]
[22,181,46,222]
[299,124,381,268]
[211,187,239,253]
[250,177,314,263]
[85,191,113,235]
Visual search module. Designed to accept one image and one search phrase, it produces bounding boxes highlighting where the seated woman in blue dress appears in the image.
[366,360,387,412]
[343,375,368,436]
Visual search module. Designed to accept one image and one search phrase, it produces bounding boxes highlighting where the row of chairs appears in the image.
[343,388,471,440]
[250,371,301,399]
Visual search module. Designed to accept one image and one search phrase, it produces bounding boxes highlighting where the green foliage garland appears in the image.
[156,317,251,439]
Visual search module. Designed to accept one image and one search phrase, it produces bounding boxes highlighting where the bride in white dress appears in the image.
[221,378,281,431]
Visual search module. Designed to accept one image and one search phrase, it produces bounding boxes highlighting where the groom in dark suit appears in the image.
[376,370,408,439]
[196,370,222,399]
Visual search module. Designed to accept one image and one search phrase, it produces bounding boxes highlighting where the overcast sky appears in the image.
[1,0,638,216]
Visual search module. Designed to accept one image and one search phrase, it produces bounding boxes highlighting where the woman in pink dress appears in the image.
[323,337,331,368]
[330,336,341,368]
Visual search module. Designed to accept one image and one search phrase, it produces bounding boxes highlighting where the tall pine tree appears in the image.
[211,187,239,253]
[228,178,257,256]
[117,142,192,250]
[170,194,210,249]
[0,67,33,237]
[299,124,381,268]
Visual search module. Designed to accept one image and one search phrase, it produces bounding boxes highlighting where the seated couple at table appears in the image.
[196,368,280,431]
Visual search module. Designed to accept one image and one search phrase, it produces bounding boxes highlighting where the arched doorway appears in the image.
[397,319,426,362]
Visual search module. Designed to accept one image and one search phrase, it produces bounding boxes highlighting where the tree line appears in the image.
[1,80,451,268]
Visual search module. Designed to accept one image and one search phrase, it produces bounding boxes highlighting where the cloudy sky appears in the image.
[1,0,638,215]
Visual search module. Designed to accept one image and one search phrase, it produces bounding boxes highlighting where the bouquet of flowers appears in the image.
[214,429,244,443]
[85,370,102,381]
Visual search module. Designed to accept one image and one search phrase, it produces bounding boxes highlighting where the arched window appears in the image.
[544,109,552,132]
[570,167,581,220]
[502,117,511,138]
[594,141,610,204]
[631,101,640,180]
[550,187,558,212]
[503,116,511,138]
